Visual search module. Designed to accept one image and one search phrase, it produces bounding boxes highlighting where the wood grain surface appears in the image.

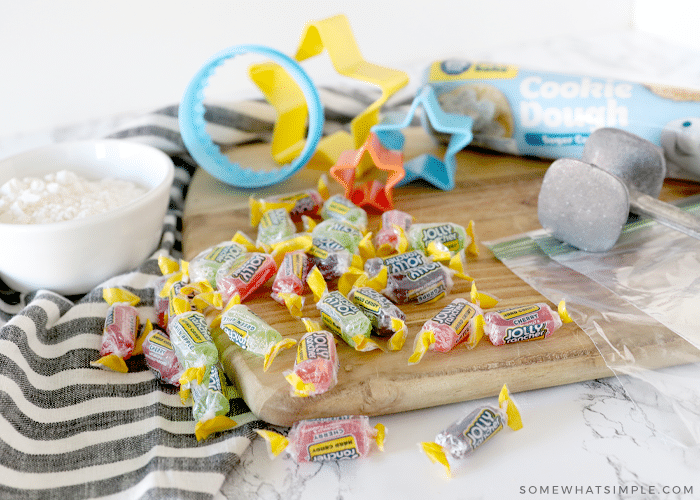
[182,127,700,426]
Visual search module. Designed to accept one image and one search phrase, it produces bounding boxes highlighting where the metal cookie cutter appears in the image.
[179,44,324,188]
[372,85,474,191]
[329,131,405,211]
[248,14,409,167]
[538,128,700,252]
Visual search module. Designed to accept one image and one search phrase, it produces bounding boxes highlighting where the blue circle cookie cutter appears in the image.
[179,44,324,188]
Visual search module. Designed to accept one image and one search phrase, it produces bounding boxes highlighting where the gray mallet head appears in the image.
[538,158,630,252]
[581,127,666,198]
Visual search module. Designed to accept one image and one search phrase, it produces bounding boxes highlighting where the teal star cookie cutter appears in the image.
[372,85,473,191]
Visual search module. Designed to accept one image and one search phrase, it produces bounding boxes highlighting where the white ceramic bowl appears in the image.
[0,140,175,295]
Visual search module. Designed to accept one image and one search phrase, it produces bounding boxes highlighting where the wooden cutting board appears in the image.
[182,128,700,426]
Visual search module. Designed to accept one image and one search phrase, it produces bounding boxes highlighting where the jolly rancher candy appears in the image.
[139,321,184,386]
[374,209,413,256]
[167,296,220,389]
[90,288,141,373]
[320,193,368,232]
[282,319,339,397]
[188,239,247,288]
[188,363,238,441]
[271,249,310,317]
[307,235,358,280]
[409,298,484,364]
[364,250,430,280]
[348,286,407,351]
[307,266,380,352]
[421,384,522,477]
[406,220,478,259]
[257,415,385,463]
[484,300,572,346]
[249,174,329,226]
[215,252,278,303]
[255,207,298,250]
[212,295,296,362]
[311,218,365,255]
[357,257,454,305]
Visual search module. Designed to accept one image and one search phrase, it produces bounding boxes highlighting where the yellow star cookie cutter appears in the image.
[249,14,409,168]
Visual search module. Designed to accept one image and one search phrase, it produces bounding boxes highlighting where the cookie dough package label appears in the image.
[425,60,700,180]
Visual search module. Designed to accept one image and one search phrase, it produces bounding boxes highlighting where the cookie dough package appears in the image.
[425,60,700,180]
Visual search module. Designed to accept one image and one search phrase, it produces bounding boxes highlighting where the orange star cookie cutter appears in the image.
[330,132,404,212]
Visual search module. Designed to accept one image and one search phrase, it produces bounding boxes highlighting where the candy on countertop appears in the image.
[256,415,385,463]
[90,288,141,373]
[271,250,310,317]
[409,298,484,365]
[421,384,522,477]
[188,239,248,288]
[320,194,368,232]
[307,266,380,352]
[348,286,407,351]
[249,175,329,227]
[215,252,278,303]
[255,207,298,250]
[484,299,572,346]
[364,248,473,283]
[283,319,339,397]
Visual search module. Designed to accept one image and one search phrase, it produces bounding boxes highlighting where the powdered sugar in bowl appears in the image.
[0,140,175,295]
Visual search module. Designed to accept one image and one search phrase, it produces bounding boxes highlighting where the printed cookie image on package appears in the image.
[425,60,700,181]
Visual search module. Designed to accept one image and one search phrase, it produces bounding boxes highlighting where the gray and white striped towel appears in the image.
[0,155,267,500]
[0,88,414,499]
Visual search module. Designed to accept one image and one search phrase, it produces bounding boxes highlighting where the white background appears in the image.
[0,0,697,138]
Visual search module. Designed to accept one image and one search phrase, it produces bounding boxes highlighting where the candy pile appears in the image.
[89,177,572,449]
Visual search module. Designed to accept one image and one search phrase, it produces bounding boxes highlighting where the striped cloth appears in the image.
[0,155,266,499]
[0,87,416,499]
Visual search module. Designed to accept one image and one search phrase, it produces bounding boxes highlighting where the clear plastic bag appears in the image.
[487,213,700,446]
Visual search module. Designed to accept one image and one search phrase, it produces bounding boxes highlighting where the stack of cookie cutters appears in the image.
[372,85,474,191]
[178,14,411,189]
[329,131,405,211]
[538,127,700,252]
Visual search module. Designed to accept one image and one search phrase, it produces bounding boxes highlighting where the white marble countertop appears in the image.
[222,365,700,499]
[2,28,699,500]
